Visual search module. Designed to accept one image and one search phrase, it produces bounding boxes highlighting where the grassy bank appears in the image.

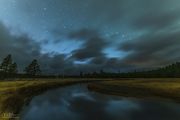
[0,79,102,120]
[1,78,180,120]
[88,78,180,102]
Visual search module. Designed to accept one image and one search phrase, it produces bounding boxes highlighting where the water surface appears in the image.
[21,84,180,120]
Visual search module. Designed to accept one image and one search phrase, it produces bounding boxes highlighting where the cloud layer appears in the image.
[0,0,180,74]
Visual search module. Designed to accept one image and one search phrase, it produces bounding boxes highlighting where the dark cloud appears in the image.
[0,23,74,74]
[132,9,180,30]
[0,23,118,74]
[71,37,107,60]
[69,29,99,40]
[69,29,108,61]
[119,31,180,67]
[1,0,180,74]
[0,23,41,69]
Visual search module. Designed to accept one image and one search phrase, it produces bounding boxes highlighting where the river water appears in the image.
[20,84,180,120]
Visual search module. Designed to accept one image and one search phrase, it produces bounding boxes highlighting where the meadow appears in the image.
[0,79,101,120]
[88,78,180,102]
[0,78,180,120]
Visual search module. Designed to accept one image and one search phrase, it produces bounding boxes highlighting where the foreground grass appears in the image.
[1,78,180,119]
[0,79,101,120]
[88,78,180,102]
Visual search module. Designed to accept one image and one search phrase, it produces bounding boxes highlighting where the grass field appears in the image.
[0,79,101,120]
[88,78,180,102]
[0,78,180,120]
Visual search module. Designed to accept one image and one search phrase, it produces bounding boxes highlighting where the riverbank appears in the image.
[0,79,103,120]
[1,78,180,120]
[88,78,180,102]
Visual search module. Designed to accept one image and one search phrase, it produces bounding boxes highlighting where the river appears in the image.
[20,84,180,120]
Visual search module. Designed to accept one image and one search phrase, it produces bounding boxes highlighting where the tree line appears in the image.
[0,54,180,79]
[80,62,180,78]
[57,63,180,78]
[0,54,41,78]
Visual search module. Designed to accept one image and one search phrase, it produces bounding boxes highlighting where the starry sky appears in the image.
[0,0,180,74]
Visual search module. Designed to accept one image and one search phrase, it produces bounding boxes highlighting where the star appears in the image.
[43,7,47,11]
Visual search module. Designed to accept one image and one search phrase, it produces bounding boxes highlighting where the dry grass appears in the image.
[88,78,180,102]
[1,78,180,120]
[0,79,100,120]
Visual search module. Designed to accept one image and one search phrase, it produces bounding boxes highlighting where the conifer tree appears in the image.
[25,59,41,76]
[0,54,13,73]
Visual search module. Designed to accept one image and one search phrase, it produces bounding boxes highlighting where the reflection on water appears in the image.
[21,85,180,120]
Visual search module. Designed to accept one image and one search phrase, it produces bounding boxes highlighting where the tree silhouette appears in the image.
[9,62,18,74]
[25,59,41,76]
[0,54,13,73]
[80,71,83,77]
[0,54,18,78]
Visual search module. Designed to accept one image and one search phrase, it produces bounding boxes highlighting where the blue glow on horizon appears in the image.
[74,58,92,65]
[103,47,127,58]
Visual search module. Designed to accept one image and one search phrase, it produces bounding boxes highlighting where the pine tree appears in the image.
[0,54,13,73]
[25,59,41,76]
[9,62,18,74]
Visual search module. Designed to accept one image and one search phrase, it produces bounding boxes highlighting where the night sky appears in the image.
[0,0,180,74]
